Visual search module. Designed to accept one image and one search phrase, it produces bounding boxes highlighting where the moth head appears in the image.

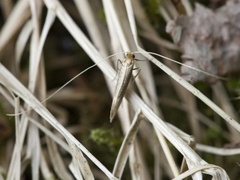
[125,52,135,59]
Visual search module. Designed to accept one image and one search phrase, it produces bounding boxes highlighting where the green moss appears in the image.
[90,128,123,153]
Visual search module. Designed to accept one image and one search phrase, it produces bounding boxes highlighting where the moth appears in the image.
[15,50,223,120]
[110,52,138,122]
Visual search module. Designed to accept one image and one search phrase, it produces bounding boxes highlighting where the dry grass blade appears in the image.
[138,48,240,133]
[0,64,116,179]
[102,1,132,51]
[28,9,55,90]
[67,140,94,180]
[181,0,193,15]
[28,117,70,152]
[0,0,30,54]
[7,103,29,180]
[43,0,115,77]
[15,20,32,65]
[0,0,239,179]
[46,138,73,180]
[0,84,70,153]
[155,128,179,177]
[27,123,41,180]
[12,97,21,180]
[211,82,240,142]
[196,144,240,156]
[173,164,229,180]
[40,151,55,179]
[73,0,108,55]
[113,110,142,178]
[129,142,151,180]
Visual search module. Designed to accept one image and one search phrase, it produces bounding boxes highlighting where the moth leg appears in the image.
[112,59,122,81]
[129,68,141,86]
[116,59,123,70]
[133,68,141,80]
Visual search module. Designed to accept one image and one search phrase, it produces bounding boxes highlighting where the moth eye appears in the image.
[132,54,135,58]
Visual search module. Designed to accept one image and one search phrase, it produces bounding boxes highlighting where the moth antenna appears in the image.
[133,51,228,81]
[8,51,126,116]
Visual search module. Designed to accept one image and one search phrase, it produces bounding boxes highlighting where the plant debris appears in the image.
[167,0,240,83]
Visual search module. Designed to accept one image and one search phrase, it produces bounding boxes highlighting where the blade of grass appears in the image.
[138,48,240,133]
[113,110,142,178]
[67,140,94,180]
[15,20,33,66]
[0,63,117,179]
[196,144,240,156]
[173,164,228,180]
[0,0,30,54]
